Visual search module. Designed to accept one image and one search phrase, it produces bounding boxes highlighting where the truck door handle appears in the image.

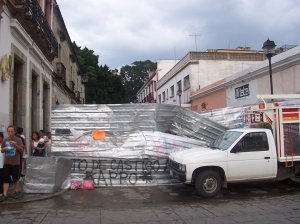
[264,157,270,159]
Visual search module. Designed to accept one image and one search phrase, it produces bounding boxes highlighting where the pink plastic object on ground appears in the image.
[70,179,82,190]
[82,179,95,190]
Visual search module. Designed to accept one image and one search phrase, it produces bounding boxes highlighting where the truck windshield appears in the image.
[210,131,242,150]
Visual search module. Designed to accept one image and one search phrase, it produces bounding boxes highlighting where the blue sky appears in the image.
[57,0,300,69]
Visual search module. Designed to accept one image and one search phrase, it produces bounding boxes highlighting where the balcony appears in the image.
[142,92,155,103]
[6,0,58,61]
[56,62,66,80]
[75,91,80,98]
[69,80,75,92]
[75,91,81,103]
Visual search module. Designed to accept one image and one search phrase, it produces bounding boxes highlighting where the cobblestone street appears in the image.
[1,180,300,224]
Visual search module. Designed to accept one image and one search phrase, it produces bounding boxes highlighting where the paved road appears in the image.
[1,180,300,224]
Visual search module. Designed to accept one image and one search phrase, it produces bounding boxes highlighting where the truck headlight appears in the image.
[178,164,186,172]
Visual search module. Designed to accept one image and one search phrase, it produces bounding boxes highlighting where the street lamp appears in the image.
[262,38,276,95]
[177,89,182,107]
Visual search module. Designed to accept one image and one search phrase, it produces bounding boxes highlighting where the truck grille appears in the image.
[168,159,180,170]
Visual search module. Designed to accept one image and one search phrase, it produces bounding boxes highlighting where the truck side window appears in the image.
[232,132,269,152]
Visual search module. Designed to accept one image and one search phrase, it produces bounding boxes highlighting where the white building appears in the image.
[190,45,300,111]
[136,60,178,103]
[156,49,265,107]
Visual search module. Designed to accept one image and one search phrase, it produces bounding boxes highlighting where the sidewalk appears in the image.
[0,188,67,205]
[2,183,300,224]
[1,175,67,205]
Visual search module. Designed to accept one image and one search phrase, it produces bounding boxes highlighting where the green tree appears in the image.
[73,42,126,104]
[120,60,157,102]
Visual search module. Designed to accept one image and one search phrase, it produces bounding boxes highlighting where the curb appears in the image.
[0,188,68,205]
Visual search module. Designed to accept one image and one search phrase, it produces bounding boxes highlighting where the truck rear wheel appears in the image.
[195,170,221,198]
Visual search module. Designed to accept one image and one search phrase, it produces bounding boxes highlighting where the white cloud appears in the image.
[57,0,300,69]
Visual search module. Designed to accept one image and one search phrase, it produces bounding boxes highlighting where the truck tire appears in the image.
[195,170,222,198]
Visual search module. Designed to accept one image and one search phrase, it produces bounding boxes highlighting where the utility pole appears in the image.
[189,33,201,51]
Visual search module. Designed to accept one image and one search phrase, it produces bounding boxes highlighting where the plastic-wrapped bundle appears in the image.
[51,104,178,134]
[199,106,247,129]
[170,107,227,143]
[50,104,226,187]
[51,104,221,158]
[69,157,181,186]
[51,130,207,159]
[23,157,72,193]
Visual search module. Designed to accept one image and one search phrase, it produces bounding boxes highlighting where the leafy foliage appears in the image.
[73,42,125,104]
[73,42,156,103]
[120,60,157,102]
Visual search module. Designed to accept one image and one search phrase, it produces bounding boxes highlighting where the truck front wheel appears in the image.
[195,170,222,198]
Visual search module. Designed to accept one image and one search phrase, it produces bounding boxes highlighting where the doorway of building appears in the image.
[31,73,38,132]
[12,59,24,128]
[43,82,50,131]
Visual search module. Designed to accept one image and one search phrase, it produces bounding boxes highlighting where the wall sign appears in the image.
[235,84,249,99]
[0,54,13,81]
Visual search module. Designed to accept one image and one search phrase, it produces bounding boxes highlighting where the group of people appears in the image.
[31,130,52,157]
[0,125,52,202]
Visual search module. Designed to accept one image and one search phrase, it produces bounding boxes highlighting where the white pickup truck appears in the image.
[169,104,300,198]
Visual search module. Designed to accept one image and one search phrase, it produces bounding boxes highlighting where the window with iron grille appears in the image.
[170,85,175,98]
[184,75,190,90]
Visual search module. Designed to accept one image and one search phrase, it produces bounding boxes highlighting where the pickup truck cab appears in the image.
[169,126,300,197]
[169,101,300,198]
[169,100,300,198]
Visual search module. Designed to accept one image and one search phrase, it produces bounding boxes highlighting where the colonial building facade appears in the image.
[156,49,265,107]
[190,45,300,111]
[136,60,178,103]
[52,2,86,105]
[0,0,85,148]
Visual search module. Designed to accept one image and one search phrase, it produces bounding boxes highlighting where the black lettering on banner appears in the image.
[119,172,128,184]
[98,170,108,186]
[153,160,160,172]
[99,159,107,170]
[92,159,100,170]
[85,170,95,183]
[134,160,139,171]
[78,159,88,171]
[124,160,132,170]
[72,159,80,171]
[144,160,153,172]
[109,171,118,186]
[117,160,124,171]
[111,159,117,170]
[140,171,153,183]
[71,158,166,186]
[129,173,137,185]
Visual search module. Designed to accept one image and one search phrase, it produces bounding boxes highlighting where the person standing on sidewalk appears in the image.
[15,127,26,176]
[1,125,24,200]
[0,132,5,202]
